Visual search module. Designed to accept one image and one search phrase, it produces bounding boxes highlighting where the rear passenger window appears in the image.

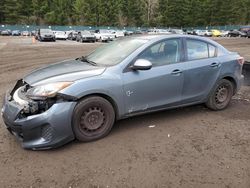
[217,48,226,56]
[187,40,209,60]
[208,44,216,57]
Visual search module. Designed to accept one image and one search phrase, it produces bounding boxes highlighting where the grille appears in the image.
[42,125,53,141]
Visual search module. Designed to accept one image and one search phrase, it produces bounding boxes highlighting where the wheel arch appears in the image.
[222,76,237,95]
[77,93,119,120]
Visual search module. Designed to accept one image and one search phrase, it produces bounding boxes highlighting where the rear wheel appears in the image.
[206,79,234,110]
[72,96,115,142]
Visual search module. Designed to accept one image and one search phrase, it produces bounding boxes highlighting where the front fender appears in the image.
[60,75,125,119]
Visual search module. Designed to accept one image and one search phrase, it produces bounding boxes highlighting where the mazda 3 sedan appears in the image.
[1,35,244,150]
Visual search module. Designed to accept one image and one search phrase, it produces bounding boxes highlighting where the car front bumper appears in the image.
[1,92,76,150]
[81,37,96,41]
[101,36,113,41]
[40,36,55,41]
[56,37,67,40]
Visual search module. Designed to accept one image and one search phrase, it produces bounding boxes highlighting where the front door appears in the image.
[122,38,184,115]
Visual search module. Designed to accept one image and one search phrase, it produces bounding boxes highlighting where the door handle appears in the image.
[210,62,220,67]
[171,69,182,75]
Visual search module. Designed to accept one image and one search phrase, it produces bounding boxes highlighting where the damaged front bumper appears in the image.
[1,81,77,150]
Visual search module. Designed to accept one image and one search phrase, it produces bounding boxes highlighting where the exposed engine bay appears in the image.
[10,79,77,117]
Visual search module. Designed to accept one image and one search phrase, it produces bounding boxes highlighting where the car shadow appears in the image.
[46,104,211,152]
[111,104,209,134]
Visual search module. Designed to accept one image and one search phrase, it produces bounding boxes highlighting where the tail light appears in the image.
[237,57,245,65]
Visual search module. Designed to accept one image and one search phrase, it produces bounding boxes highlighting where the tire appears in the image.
[205,79,234,111]
[72,96,115,142]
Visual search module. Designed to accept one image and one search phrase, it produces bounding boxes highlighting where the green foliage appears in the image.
[0,0,249,27]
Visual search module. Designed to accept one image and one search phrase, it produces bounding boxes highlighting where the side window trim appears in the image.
[208,43,218,58]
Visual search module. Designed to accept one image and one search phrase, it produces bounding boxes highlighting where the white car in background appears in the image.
[21,31,30,36]
[203,30,212,37]
[195,30,212,37]
[170,29,184,35]
[194,30,204,36]
[112,30,125,38]
[94,29,115,42]
[54,31,67,40]
[148,29,171,35]
[220,30,229,37]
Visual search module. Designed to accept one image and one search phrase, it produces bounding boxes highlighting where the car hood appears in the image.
[24,59,106,86]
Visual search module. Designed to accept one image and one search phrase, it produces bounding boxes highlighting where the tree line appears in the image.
[0,0,250,27]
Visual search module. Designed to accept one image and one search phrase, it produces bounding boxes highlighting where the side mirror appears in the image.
[132,59,152,71]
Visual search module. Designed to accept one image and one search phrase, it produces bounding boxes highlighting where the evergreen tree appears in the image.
[0,0,249,27]
[3,0,20,24]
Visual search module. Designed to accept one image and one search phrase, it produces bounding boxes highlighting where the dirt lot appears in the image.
[0,36,250,188]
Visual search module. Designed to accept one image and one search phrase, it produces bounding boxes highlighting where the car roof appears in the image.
[131,34,208,41]
[130,34,225,49]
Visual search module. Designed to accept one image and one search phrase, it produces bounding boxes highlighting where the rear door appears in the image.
[181,39,221,103]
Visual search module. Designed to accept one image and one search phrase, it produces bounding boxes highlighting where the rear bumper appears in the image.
[1,92,76,150]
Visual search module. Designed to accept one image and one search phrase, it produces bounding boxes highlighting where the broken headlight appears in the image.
[26,82,73,100]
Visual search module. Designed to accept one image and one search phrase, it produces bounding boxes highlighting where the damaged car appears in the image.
[1,35,244,150]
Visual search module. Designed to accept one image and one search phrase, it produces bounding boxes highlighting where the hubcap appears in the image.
[215,85,228,103]
[80,107,105,132]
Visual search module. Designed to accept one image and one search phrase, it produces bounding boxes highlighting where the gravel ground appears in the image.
[0,36,250,188]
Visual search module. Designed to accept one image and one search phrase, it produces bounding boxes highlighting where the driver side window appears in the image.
[138,39,181,67]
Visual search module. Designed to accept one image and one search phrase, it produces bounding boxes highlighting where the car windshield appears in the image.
[99,30,110,33]
[86,38,148,66]
[40,29,53,34]
[81,31,91,34]
[56,31,65,34]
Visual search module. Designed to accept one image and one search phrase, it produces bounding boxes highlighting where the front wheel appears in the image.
[72,96,115,142]
[206,79,234,110]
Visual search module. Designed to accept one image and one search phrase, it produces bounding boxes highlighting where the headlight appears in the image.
[26,82,73,100]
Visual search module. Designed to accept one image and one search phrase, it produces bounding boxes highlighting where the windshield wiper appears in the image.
[76,56,97,66]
